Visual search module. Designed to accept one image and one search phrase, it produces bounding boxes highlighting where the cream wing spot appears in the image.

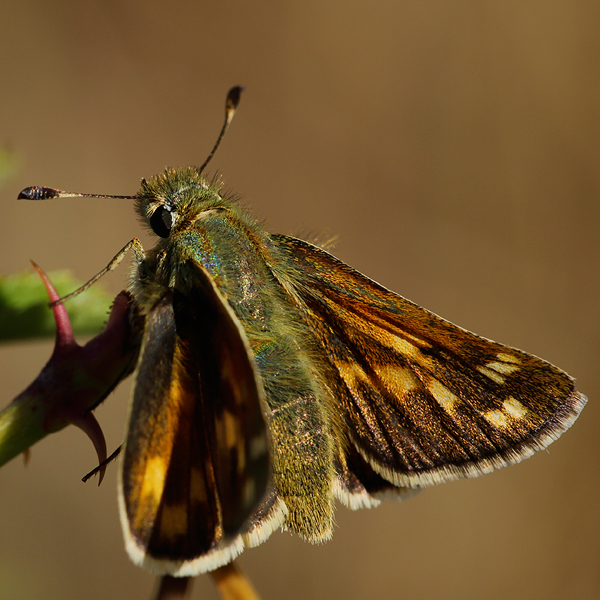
[338,362,369,387]
[249,435,268,461]
[221,410,238,449]
[477,365,506,385]
[486,361,520,376]
[131,455,169,533]
[138,455,168,507]
[496,352,520,364]
[503,397,528,419]
[344,312,426,359]
[376,365,419,397]
[484,409,510,429]
[378,329,422,358]
[425,378,460,415]
[219,409,245,472]
[340,361,421,400]
[484,398,529,429]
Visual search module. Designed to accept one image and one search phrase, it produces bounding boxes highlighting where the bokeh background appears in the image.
[0,1,598,599]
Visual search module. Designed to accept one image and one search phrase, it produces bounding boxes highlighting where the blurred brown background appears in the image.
[0,1,598,599]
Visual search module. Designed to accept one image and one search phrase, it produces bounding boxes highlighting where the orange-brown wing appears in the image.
[270,234,586,491]
[119,262,269,575]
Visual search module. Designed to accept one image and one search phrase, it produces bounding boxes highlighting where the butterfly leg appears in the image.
[50,238,147,305]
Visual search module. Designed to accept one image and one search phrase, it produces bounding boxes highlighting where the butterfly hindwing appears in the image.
[271,234,586,490]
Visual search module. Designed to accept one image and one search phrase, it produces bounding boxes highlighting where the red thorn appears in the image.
[72,413,108,486]
[30,261,75,350]
[22,449,31,467]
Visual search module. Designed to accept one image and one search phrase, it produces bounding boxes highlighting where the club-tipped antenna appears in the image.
[198,86,244,174]
[18,187,136,201]
[18,86,244,202]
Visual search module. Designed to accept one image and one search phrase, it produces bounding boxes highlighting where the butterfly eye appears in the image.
[149,206,173,238]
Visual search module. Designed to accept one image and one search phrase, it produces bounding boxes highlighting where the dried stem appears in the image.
[210,562,262,600]
[153,575,193,600]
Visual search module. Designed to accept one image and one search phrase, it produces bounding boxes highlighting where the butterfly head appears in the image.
[136,167,232,239]
[135,86,244,240]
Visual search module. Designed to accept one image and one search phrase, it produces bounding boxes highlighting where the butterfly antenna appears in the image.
[18,87,244,201]
[18,187,136,201]
[198,86,244,174]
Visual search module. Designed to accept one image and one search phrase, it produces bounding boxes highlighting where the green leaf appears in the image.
[0,146,19,188]
[0,270,113,341]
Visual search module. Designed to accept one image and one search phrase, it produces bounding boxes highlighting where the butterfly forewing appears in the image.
[173,260,270,535]
[120,264,270,574]
[120,292,220,565]
[271,234,586,488]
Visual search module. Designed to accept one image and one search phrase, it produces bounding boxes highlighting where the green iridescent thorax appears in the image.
[170,213,276,323]
[136,167,274,318]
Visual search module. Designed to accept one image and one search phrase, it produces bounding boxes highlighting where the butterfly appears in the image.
[18,87,586,576]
